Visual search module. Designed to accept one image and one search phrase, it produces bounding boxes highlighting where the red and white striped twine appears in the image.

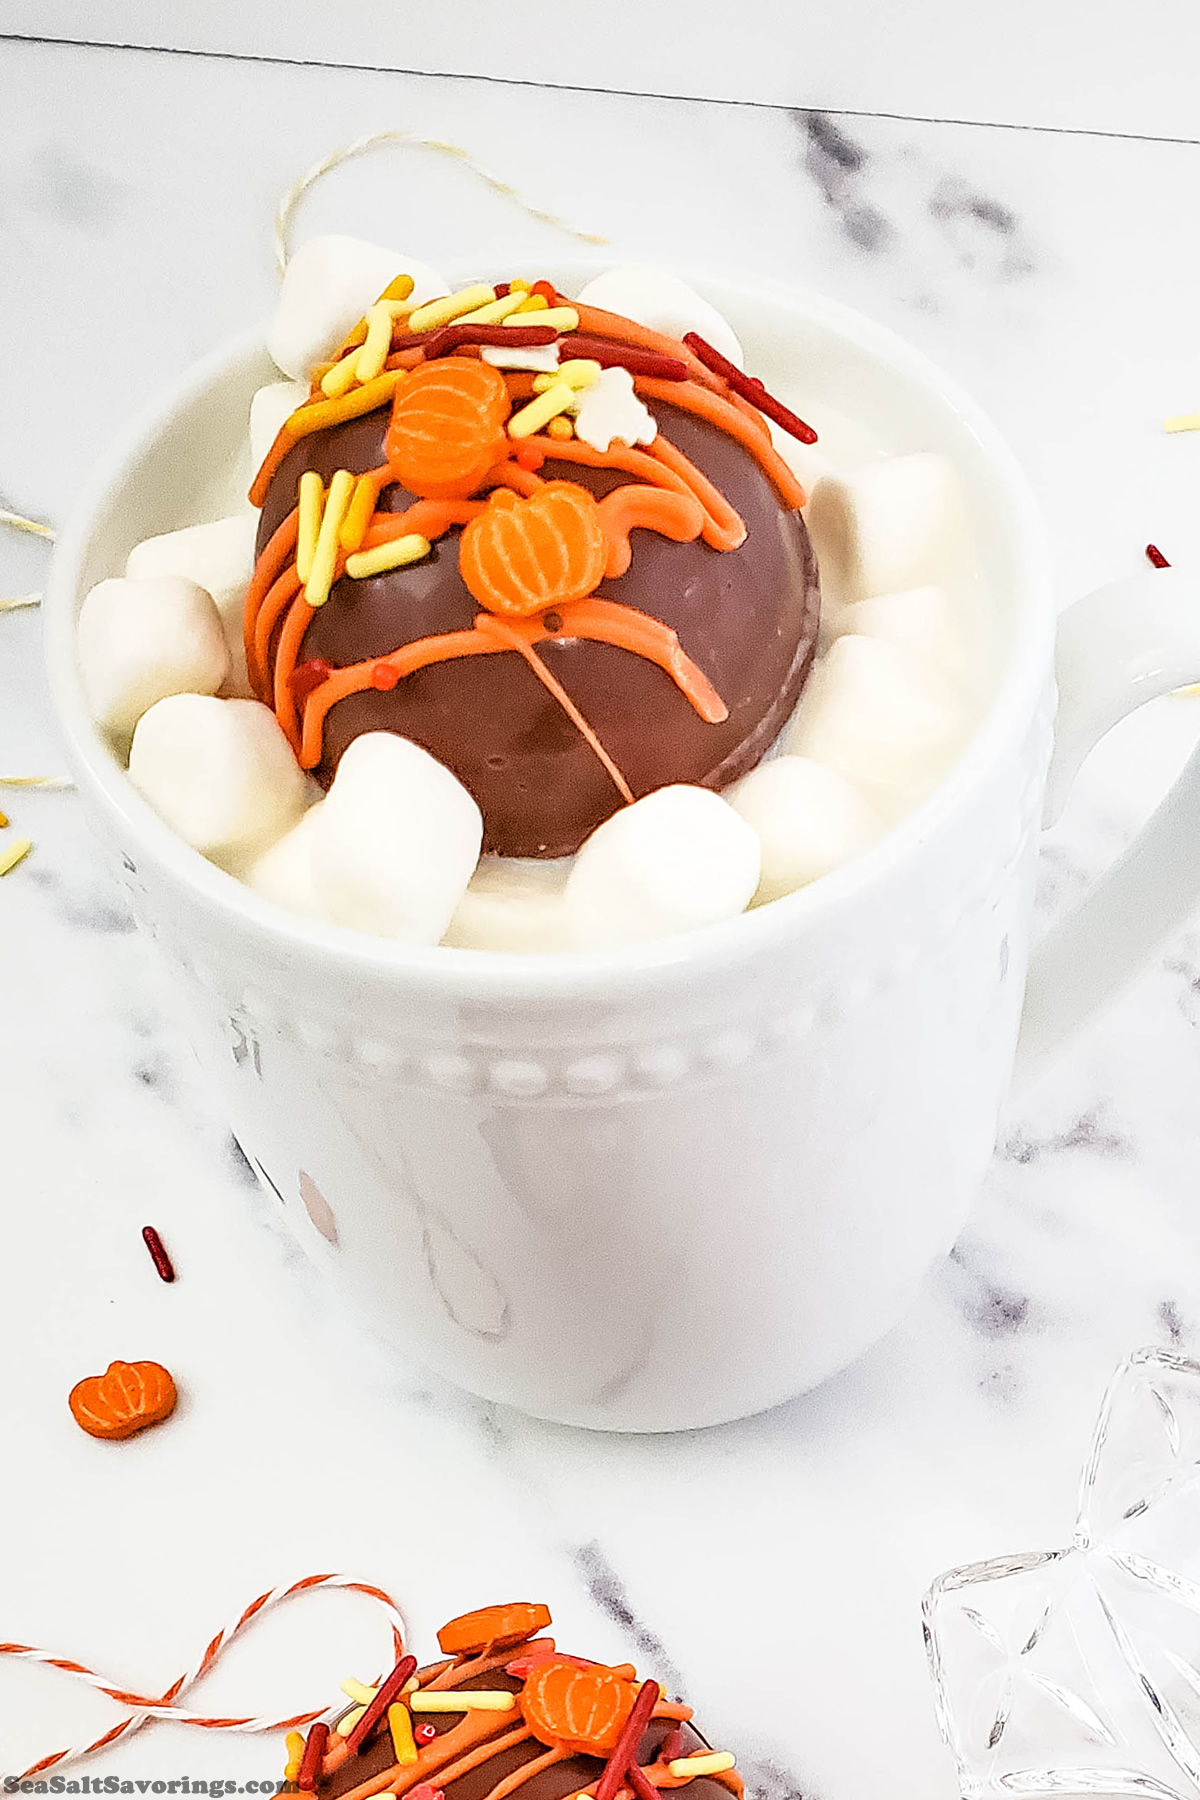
[1,1573,407,1782]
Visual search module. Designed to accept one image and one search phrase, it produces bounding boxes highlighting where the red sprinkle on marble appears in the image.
[372,662,401,691]
[414,1723,438,1745]
[141,1225,175,1283]
[289,658,334,699]
[346,1654,418,1752]
[684,332,819,444]
[297,1722,328,1791]
[1146,543,1171,568]
[515,445,546,472]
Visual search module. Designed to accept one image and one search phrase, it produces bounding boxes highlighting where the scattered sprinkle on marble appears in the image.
[1163,413,1200,433]
[0,837,32,877]
[1145,543,1171,568]
[141,1224,176,1283]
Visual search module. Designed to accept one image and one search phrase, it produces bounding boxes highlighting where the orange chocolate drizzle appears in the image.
[244,284,808,800]
[308,1603,743,1800]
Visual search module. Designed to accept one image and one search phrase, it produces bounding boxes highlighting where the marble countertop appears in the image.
[3,35,1200,1800]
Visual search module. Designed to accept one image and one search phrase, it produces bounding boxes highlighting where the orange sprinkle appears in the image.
[546,415,574,441]
[385,359,511,500]
[251,565,303,705]
[459,483,607,618]
[243,509,299,693]
[596,485,705,577]
[636,378,806,509]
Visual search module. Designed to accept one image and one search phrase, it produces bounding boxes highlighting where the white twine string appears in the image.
[2,1572,409,1780]
[0,508,55,540]
[274,129,608,274]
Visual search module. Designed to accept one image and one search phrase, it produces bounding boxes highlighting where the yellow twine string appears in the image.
[0,507,55,539]
[274,130,608,274]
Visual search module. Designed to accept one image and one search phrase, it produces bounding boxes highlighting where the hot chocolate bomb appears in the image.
[301,1601,741,1800]
[250,289,820,859]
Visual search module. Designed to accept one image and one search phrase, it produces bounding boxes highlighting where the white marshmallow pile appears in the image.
[81,240,980,952]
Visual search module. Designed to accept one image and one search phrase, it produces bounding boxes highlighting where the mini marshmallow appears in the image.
[804,453,966,615]
[267,236,447,381]
[785,635,965,818]
[727,756,885,904]
[77,575,230,740]
[126,514,258,694]
[837,585,970,688]
[573,366,656,453]
[245,803,325,919]
[563,786,760,950]
[128,695,309,863]
[249,379,308,469]
[576,266,744,368]
[442,856,570,953]
[311,733,482,942]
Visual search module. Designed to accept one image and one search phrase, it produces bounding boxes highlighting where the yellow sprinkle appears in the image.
[508,278,532,293]
[533,360,600,394]
[340,474,382,552]
[510,306,578,332]
[457,292,530,325]
[297,472,325,582]
[668,1755,736,1779]
[388,1703,419,1766]
[321,351,362,398]
[340,1704,367,1736]
[346,534,432,580]
[285,1733,306,1762]
[0,774,72,789]
[546,415,574,440]
[378,272,416,305]
[0,837,32,877]
[510,294,549,313]
[356,302,397,383]
[408,285,496,333]
[341,1678,378,1705]
[306,469,356,606]
[284,1764,302,1784]
[410,1691,517,1713]
[1164,414,1200,433]
[508,384,577,439]
[0,810,7,828]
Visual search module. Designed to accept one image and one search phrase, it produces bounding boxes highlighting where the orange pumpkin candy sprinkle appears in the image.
[69,1359,177,1440]
[459,483,607,618]
[385,360,511,500]
[520,1658,638,1757]
[438,1601,553,1657]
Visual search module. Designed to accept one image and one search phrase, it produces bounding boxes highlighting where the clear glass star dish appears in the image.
[924,1347,1200,1799]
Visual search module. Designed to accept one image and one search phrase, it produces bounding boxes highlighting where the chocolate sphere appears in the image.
[258,391,820,858]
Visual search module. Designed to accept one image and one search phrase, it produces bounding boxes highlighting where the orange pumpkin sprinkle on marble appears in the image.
[68,1360,177,1440]
[438,1603,553,1658]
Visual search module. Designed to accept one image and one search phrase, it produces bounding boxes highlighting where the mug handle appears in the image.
[1017,565,1200,1066]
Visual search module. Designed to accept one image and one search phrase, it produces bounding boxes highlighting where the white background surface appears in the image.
[3,0,1200,138]
[2,27,1200,1800]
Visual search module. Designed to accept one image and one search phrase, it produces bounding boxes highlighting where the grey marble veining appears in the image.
[3,34,1200,1800]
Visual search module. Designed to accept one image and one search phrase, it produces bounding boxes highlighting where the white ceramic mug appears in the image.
[45,264,1200,1431]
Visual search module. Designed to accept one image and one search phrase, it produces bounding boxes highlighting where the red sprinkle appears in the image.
[626,1768,658,1800]
[289,657,334,700]
[530,280,558,302]
[297,1721,328,1791]
[408,1787,444,1800]
[372,662,400,690]
[684,332,818,444]
[1146,543,1171,568]
[595,1679,660,1800]
[659,1728,688,1764]
[141,1226,175,1284]
[422,323,558,358]
[495,282,511,299]
[346,1653,418,1752]
[559,336,688,381]
[515,444,547,472]
[414,1722,438,1745]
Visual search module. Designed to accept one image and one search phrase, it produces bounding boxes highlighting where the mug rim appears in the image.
[46,259,1054,1002]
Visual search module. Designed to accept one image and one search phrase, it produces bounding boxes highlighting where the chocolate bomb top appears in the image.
[303,1601,742,1800]
[247,285,820,858]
